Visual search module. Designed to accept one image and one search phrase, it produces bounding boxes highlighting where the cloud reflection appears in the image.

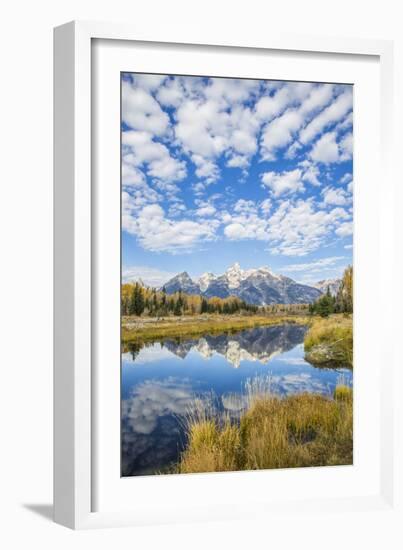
[121,378,195,476]
[123,377,193,434]
[270,373,329,395]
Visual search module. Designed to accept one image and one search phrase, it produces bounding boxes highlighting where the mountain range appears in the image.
[161,262,331,305]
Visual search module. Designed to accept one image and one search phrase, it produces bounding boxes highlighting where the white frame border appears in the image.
[54,20,395,530]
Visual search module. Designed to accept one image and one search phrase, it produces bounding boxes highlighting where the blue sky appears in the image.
[121,73,353,287]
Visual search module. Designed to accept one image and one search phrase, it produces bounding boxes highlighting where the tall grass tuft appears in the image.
[177,377,353,474]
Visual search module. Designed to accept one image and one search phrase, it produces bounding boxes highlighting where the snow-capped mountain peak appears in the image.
[176,271,192,282]
[225,262,246,289]
[197,272,216,292]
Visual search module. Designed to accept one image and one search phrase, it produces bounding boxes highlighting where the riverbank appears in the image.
[177,383,353,473]
[122,313,310,344]
[303,315,353,367]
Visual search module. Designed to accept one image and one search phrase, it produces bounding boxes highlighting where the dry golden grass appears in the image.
[304,315,353,367]
[122,314,310,344]
[177,382,353,474]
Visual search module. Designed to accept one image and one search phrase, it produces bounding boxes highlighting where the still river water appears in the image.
[121,323,352,476]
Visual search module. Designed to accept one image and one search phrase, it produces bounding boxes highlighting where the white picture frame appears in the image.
[54,20,396,530]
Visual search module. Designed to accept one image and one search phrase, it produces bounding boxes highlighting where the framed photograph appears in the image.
[54,21,395,529]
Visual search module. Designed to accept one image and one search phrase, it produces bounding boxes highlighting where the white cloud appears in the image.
[221,193,352,256]
[299,89,353,145]
[223,201,269,241]
[168,200,187,217]
[233,199,257,214]
[224,223,252,239]
[255,82,315,122]
[260,84,335,160]
[122,191,140,234]
[121,162,145,187]
[266,199,350,256]
[254,85,292,121]
[122,80,170,136]
[310,132,340,163]
[175,99,227,158]
[125,203,217,253]
[192,182,206,195]
[335,111,353,132]
[282,256,345,273]
[195,204,217,217]
[231,127,257,155]
[174,90,259,181]
[121,175,162,225]
[191,154,219,184]
[299,84,334,116]
[340,172,352,185]
[285,140,303,159]
[122,131,187,184]
[261,169,304,197]
[344,244,353,250]
[223,217,267,240]
[131,74,167,91]
[226,155,250,168]
[299,160,321,186]
[339,132,353,161]
[322,186,349,206]
[310,131,353,164]
[260,198,272,215]
[335,221,353,237]
[260,110,303,160]
[122,266,176,287]
[205,77,260,104]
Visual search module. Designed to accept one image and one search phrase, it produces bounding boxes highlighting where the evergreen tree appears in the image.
[173,299,182,316]
[311,286,335,317]
[129,282,145,316]
[201,298,209,314]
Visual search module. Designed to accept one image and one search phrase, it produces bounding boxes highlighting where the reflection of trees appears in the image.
[126,341,142,361]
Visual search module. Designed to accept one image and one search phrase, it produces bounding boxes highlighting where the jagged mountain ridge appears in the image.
[161,262,322,305]
[312,278,341,297]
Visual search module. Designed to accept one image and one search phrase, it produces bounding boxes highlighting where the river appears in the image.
[121,323,352,476]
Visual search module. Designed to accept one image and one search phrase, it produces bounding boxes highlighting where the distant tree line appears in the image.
[309,266,353,317]
[261,303,309,315]
[121,282,259,317]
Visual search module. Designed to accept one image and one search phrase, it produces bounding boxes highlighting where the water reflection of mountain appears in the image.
[163,324,307,368]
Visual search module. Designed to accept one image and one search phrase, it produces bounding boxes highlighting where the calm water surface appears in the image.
[121,323,352,476]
